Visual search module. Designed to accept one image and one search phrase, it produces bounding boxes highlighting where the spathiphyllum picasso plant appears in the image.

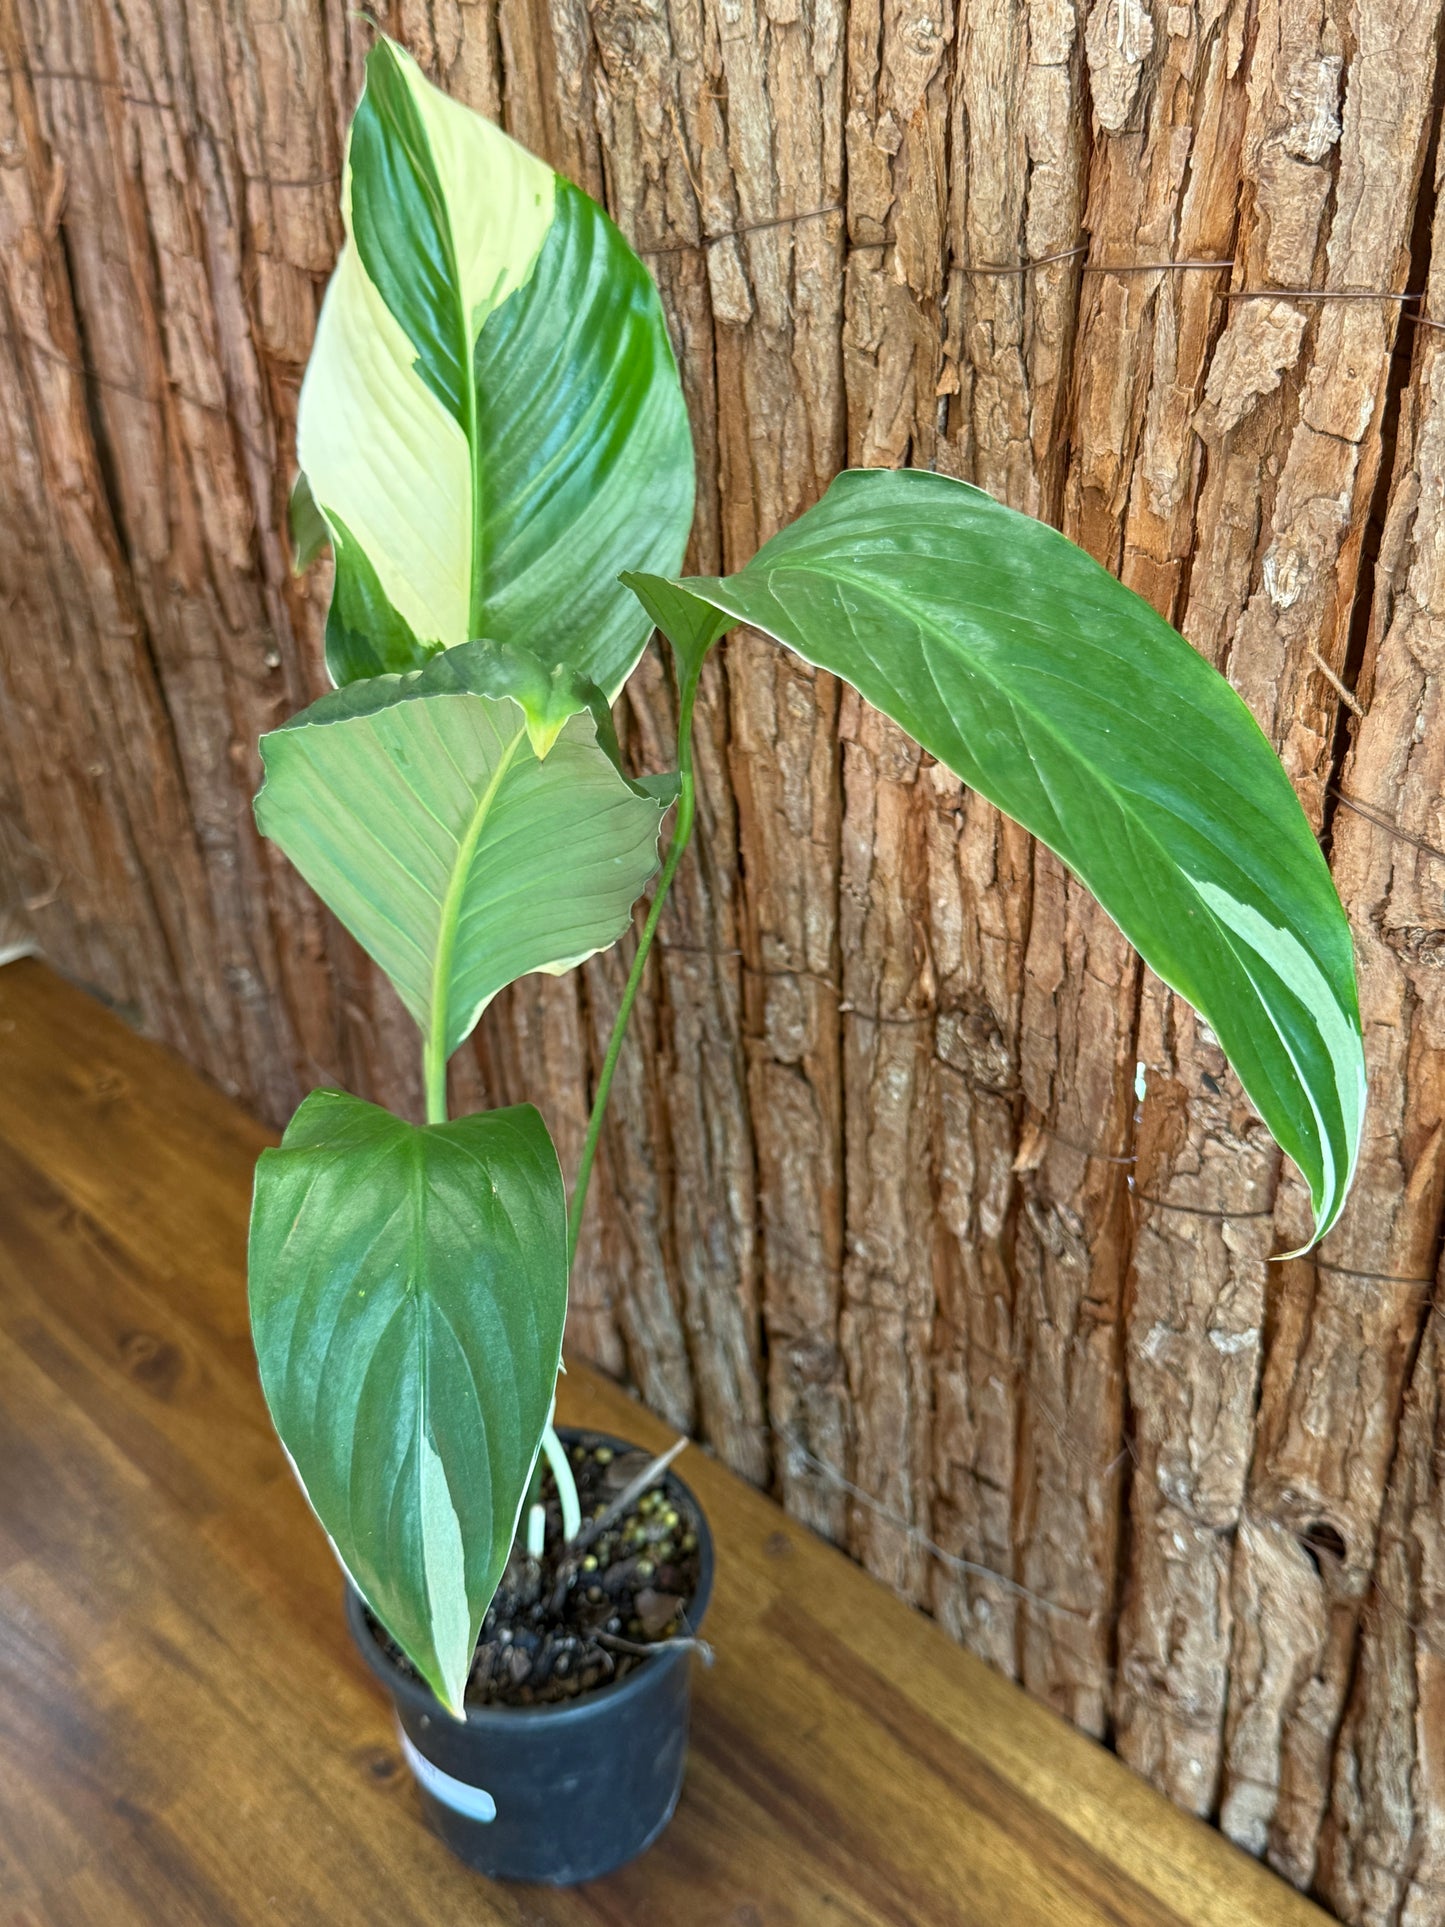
[249,36,1366,1718]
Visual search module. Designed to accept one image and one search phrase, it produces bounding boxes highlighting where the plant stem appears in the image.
[567,667,701,1274]
[424,1035,449,1125]
[541,1423,583,1543]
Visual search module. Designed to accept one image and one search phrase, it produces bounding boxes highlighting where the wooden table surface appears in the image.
[0,960,1328,1927]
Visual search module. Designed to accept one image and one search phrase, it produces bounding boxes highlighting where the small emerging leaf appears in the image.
[414,639,612,761]
[249,1091,567,1713]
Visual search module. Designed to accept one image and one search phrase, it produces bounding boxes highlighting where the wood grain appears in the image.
[0,957,1328,1927]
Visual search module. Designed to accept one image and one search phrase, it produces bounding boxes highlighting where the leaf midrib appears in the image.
[427,724,527,1096]
[428,157,484,643]
[761,559,1220,913]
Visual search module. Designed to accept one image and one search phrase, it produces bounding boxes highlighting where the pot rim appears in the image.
[344,1425,715,1730]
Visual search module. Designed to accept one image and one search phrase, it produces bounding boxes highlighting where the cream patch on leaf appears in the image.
[418,1427,473,1716]
[1191,876,1364,1239]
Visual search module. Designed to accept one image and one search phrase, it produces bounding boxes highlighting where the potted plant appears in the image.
[247,34,1366,1886]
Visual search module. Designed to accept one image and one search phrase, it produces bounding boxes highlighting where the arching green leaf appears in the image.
[296,35,694,696]
[626,467,1366,1247]
[254,643,667,1107]
[249,1090,566,1714]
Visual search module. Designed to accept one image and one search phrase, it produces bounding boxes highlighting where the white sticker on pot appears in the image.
[397,1725,497,1823]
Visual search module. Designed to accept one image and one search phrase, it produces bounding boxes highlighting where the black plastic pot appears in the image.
[345,1428,714,1885]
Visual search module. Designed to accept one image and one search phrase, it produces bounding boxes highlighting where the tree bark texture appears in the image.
[2,0,1443,1912]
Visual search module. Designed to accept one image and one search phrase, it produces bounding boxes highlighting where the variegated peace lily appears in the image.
[248,33,1365,1717]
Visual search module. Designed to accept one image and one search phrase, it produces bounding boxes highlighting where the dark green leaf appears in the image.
[348,43,473,423]
[467,178,695,692]
[626,467,1365,1245]
[325,511,438,684]
[249,1090,567,1713]
[620,570,733,685]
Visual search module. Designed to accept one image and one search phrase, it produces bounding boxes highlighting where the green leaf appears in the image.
[326,510,438,684]
[296,36,694,695]
[620,570,732,687]
[288,472,329,574]
[254,642,667,1106]
[627,467,1366,1247]
[249,1089,567,1714]
[635,770,683,809]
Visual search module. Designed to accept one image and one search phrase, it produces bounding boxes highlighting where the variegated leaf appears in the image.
[625,468,1366,1246]
[297,36,694,696]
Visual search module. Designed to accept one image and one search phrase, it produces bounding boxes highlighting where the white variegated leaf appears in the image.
[296,36,694,695]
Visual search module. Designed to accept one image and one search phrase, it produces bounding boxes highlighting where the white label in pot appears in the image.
[397,1725,497,1823]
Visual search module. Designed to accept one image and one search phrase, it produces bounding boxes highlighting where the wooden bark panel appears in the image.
[1211,0,1440,1887]
[1312,147,1445,1922]
[3,0,1445,1915]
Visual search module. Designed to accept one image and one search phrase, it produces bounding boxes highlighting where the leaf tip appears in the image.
[522,713,567,761]
[434,1673,471,1723]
